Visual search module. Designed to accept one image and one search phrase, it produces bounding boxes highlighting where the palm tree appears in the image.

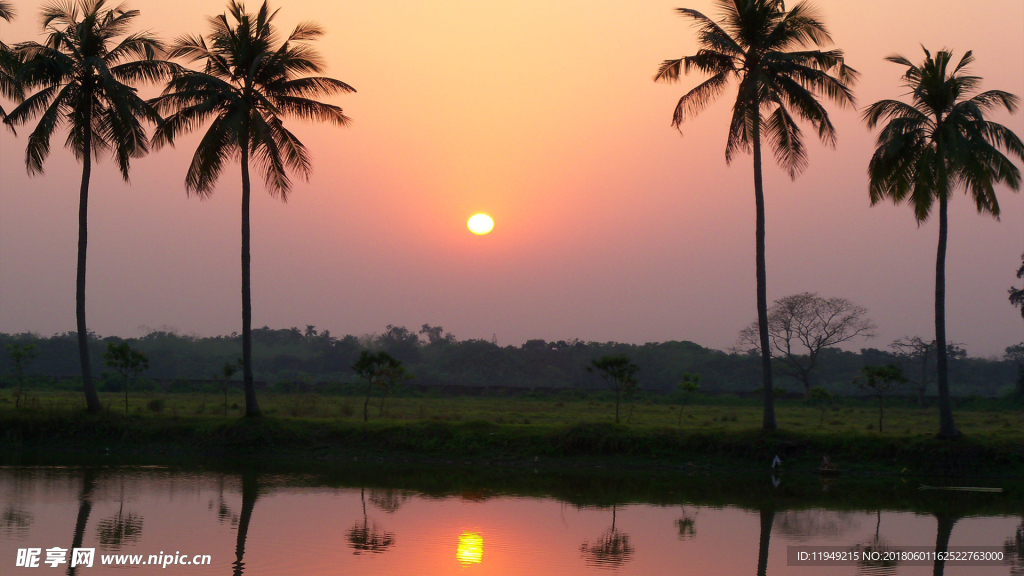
[864,48,1024,439]
[151,0,354,417]
[0,0,22,122]
[654,0,857,430]
[4,0,178,413]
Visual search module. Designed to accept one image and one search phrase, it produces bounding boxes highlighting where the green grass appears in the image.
[3,389,1024,477]
[4,389,1022,440]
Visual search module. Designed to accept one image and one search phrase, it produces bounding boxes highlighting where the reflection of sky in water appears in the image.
[0,468,1020,575]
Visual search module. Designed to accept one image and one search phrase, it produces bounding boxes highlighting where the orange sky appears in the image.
[0,0,1022,356]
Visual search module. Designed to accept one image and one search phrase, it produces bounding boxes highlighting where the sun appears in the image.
[467,214,494,235]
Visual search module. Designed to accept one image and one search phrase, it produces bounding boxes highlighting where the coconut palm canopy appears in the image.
[654,0,858,177]
[865,48,1024,220]
[151,0,355,198]
[5,0,176,177]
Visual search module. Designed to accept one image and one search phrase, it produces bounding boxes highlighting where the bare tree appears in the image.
[738,293,876,397]
[889,337,935,408]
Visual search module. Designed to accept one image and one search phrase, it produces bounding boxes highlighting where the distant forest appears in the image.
[1,326,1021,397]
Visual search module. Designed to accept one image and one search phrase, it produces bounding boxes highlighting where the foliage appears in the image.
[676,373,700,426]
[0,330,1018,398]
[1010,254,1024,320]
[5,344,37,409]
[587,355,639,424]
[0,0,22,122]
[102,342,149,414]
[737,293,876,396]
[353,351,409,421]
[855,364,907,433]
[865,47,1024,439]
[808,386,833,426]
[213,359,241,417]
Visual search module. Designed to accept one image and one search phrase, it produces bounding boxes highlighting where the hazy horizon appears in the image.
[1,0,1022,357]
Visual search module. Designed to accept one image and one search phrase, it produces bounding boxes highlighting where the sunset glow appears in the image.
[0,0,1020,355]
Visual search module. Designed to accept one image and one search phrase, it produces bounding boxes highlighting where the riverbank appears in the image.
[3,408,1023,478]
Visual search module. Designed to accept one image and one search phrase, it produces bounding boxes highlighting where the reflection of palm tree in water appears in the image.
[232,472,259,576]
[1004,518,1024,576]
[580,504,635,568]
[68,469,97,576]
[368,489,409,514]
[346,488,395,555]
[856,510,899,576]
[96,476,143,550]
[932,513,958,576]
[757,507,774,576]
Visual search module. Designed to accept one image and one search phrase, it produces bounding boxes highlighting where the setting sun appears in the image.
[467,214,494,235]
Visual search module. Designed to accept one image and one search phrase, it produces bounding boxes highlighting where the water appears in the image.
[1,466,1021,575]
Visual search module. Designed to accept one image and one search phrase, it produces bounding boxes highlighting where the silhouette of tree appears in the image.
[889,337,936,407]
[580,505,634,568]
[352,351,408,421]
[587,355,639,424]
[0,0,22,122]
[151,0,355,417]
[855,364,907,433]
[102,342,148,414]
[212,359,242,416]
[655,0,857,430]
[676,373,700,425]
[864,48,1024,438]
[1007,344,1024,397]
[1011,254,1024,320]
[808,387,832,426]
[4,0,177,413]
[347,488,395,555]
[6,343,38,408]
[737,293,876,397]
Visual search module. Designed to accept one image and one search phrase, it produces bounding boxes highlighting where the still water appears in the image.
[1,466,1021,575]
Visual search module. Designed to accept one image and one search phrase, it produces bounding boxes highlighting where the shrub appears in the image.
[147,398,165,413]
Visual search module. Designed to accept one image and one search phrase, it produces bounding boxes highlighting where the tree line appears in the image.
[0,0,1022,440]
[2,326,1019,399]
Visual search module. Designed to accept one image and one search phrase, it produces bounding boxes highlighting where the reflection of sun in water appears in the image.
[457,532,483,565]
[467,214,494,235]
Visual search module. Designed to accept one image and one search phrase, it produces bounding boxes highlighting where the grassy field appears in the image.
[4,388,1024,440]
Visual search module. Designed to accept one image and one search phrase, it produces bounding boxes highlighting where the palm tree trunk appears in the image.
[78,119,101,414]
[752,119,777,431]
[240,137,260,418]
[934,195,958,438]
